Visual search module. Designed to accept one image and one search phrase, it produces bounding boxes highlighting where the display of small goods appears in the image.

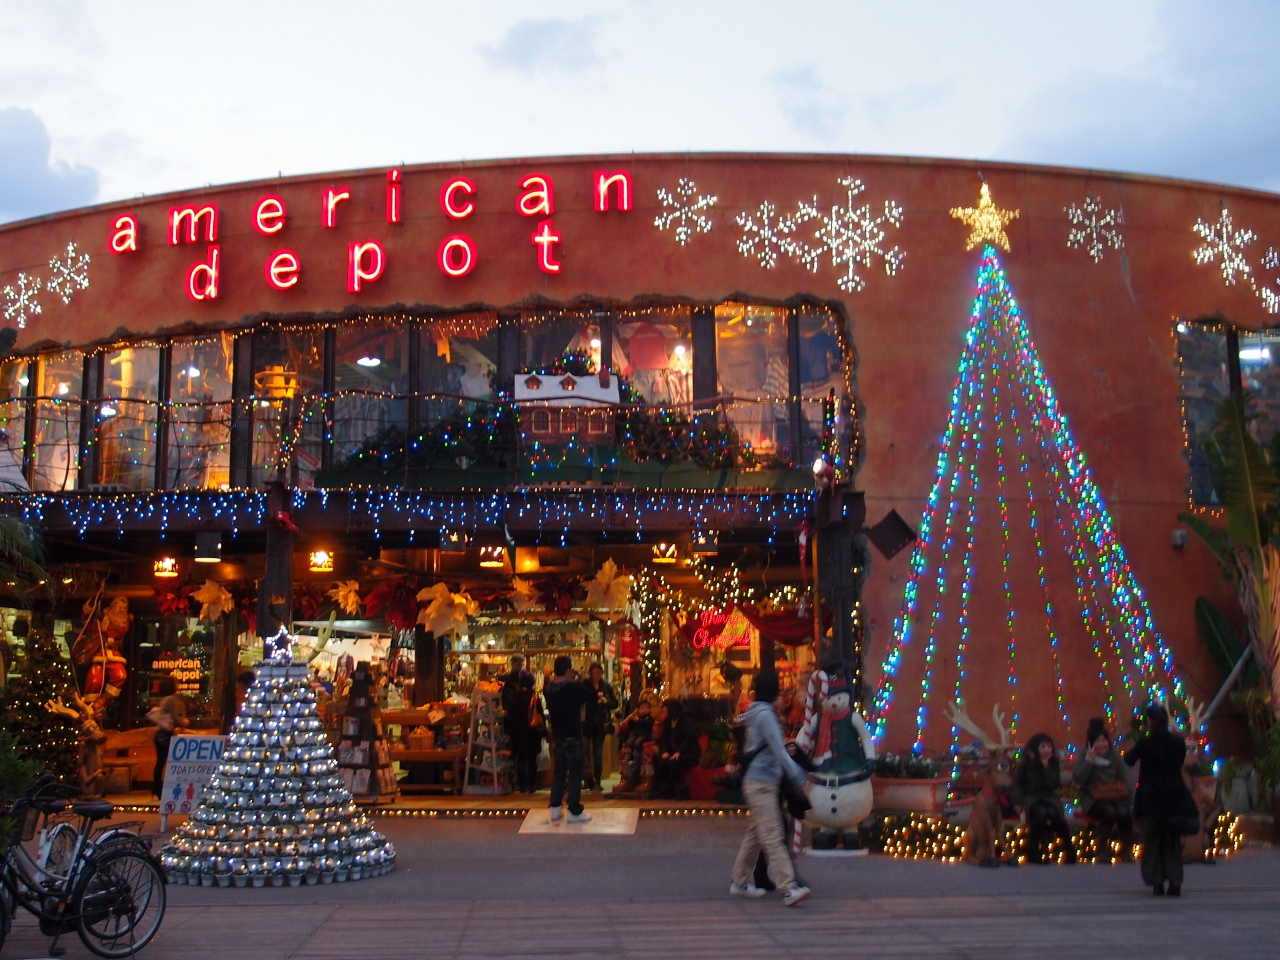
[461,616,603,655]
[463,681,511,795]
[339,661,398,804]
[159,661,397,887]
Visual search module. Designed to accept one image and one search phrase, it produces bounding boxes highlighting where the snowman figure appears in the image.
[794,667,876,851]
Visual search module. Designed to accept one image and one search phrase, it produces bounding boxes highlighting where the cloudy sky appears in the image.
[1,0,1276,223]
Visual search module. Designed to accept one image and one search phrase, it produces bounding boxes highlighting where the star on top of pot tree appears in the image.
[950,183,1019,252]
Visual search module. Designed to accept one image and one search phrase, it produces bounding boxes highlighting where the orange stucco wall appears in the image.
[2,151,1273,750]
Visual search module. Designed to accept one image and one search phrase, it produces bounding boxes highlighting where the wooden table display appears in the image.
[383,705,469,794]
[339,662,398,804]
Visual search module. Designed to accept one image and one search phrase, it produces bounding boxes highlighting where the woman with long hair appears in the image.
[1126,704,1195,896]
[1073,717,1135,855]
[1013,732,1076,863]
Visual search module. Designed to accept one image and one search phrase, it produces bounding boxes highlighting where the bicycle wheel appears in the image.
[73,849,166,958]
[45,821,80,877]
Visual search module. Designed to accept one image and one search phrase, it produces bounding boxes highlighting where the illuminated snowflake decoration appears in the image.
[2,271,42,329]
[735,200,795,268]
[46,240,91,305]
[791,176,905,292]
[1065,193,1124,263]
[1261,247,1280,314]
[654,178,717,245]
[1193,208,1257,287]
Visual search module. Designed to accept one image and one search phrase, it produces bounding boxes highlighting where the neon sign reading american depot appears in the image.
[107,169,633,302]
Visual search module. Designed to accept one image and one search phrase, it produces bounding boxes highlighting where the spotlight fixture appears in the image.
[356,356,382,368]
[479,545,506,568]
[194,531,222,564]
[308,549,335,573]
[651,542,678,564]
[153,557,179,578]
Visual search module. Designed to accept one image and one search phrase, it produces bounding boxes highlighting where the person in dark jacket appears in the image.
[1126,704,1194,896]
[1072,717,1135,855]
[652,699,701,799]
[1013,733,1076,863]
[506,673,542,793]
[582,663,619,791]
[542,656,594,824]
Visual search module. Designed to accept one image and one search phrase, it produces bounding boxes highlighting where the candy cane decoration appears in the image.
[791,669,830,854]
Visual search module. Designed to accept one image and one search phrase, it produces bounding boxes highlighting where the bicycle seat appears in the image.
[71,800,114,820]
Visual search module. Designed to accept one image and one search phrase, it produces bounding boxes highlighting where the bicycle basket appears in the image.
[17,804,40,842]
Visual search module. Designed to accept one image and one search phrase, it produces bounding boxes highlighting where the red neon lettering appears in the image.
[186,246,221,301]
[347,241,384,292]
[594,171,632,212]
[386,169,401,224]
[323,187,351,228]
[170,205,218,245]
[531,220,562,274]
[437,235,477,277]
[110,214,138,254]
[265,250,300,290]
[517,175,553,217]
[440,178,475,219]
[254,196,286,235]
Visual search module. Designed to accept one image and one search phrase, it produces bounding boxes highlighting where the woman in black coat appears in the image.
[1125,704,1195,896]
[652,699,701,799]
[505,673,543,793]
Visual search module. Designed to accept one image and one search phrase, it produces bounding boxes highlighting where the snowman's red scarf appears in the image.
[813,702,852,766]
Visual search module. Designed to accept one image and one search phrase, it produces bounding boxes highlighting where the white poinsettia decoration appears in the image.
[328,579,363,616]
[511,576,538,613]
[192,579,235,623]
[416,582,478,635]
[584,558,632,614]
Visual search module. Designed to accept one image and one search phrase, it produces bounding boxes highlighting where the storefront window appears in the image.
[333,322,409,463]
[1176,324,1231,504]
[32,350,82,491]
[797,305,847,463]
[615,308,692,407]
[169,335,233,489]
[98,346,160,489]
[419,314,501,429]
[521,315,599,372]
[715,303,791,459]
[136,617,219,727]
[252,329,323,487]
[0,360,28,490]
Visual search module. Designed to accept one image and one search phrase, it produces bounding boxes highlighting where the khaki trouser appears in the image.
[732,778,797,893]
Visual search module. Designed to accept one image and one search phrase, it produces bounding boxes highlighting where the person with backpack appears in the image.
[730,670,812,906]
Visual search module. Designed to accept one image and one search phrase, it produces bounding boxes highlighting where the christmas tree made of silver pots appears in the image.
[159,647,397,887]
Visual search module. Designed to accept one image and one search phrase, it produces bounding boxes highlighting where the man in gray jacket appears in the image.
[730,670,812,905]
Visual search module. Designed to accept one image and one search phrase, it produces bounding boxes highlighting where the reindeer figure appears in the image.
[46,694,108,799]
[1169,696,1220,861]
[946,700,1016,867]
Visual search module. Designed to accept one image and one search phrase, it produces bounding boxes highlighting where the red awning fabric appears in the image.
[740,604,831,647]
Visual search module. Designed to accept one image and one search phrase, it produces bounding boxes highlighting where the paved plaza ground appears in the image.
[5,810,1277,959]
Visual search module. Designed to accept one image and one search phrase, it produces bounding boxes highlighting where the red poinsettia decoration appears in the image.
[363,576,419,633]
[228,580,259,635]
[469,587,514,613]
[534,574,583,616]
[292,582,325,621]
[154,584,196,618]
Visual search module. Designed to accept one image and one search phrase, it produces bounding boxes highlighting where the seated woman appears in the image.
[1013,733,1076,864]
[613,699,656,792]
[651,699,701,799]
[1072,717,1135,856]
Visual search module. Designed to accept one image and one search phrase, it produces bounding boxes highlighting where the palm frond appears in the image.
[1207,393,1280,550]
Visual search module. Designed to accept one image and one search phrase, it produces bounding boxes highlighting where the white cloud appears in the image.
[0,107,98,222]
[481,17,601,74]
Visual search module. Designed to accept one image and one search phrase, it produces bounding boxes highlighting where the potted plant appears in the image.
[871,752,950,812]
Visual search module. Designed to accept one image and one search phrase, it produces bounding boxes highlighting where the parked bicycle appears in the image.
[0,773,166,957]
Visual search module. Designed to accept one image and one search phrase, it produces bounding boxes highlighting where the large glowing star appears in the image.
[949,183,1019,252]
[531,220,562,273]
[347,241,384,292]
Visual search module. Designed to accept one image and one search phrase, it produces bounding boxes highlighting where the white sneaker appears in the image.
[782,885,811,907]
[729,882,767,898]
[567,811,592,824]
[549,806,563,823]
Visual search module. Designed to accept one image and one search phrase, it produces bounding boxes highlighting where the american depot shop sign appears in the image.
[109,169,635,302]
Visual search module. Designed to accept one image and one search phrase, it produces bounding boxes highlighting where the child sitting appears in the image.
[613,700,656,793]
